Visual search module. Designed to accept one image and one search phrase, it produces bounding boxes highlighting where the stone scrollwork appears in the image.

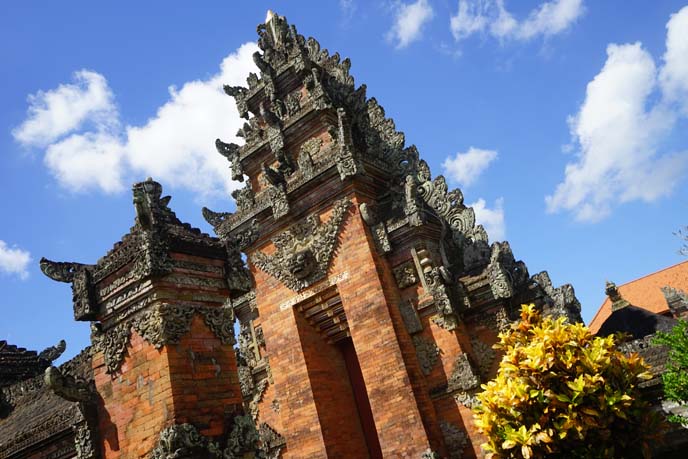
[224,414,263,459]
[267,184,290,220]
[94,304,235,374]
[425,267,459,331]
[532,270,582,324]
[251,198,352,291]
[486,242,529,301]
[470,337,496,379]
[298,137,321,179]
[74,420,99,459]
[446,353,480,393]
[412,335,440,376]
[150,423,220,459]
[40,258,98,322]
[393,261,419,289]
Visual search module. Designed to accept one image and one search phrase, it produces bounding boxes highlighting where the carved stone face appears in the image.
[287,249,316,280]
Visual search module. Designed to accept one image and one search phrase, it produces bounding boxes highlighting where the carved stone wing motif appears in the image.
[251,198,351,291]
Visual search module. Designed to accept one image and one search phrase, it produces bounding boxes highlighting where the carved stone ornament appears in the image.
[425,267,459,331]
[470,337,496,378]
[412,335,440,376]
[215,138,244,181]
[453,390,479,408]
[532,270,582,323]
[446,353,480,393]
[150,423,221,459]
[486,241,529,301]
[440,421,468,459]
[394,261,419,289]
[40,258,98,321]
[93,304,235,374]
[251,198,352,291]
[359,202,391,253]
[224,414,264,459]
[44,366,94,403]
[333,108,360,180]
[298,137,321,179]
[259,422,286,459]
[267,183,290,220]
[74,420,99,459]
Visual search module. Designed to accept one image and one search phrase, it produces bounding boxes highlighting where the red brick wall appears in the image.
[93,314,241,458]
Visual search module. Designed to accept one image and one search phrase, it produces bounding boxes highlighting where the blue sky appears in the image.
[1,1,687,363]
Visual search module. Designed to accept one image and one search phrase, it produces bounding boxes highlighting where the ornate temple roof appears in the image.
[0,347,92,458]
[0,340,65,388]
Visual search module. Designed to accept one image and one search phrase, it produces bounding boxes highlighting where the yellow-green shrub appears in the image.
[473,304,663,459]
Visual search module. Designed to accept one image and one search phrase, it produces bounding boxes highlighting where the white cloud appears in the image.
[660,6,688,115]
[470,197,505,241]
[0,241,31,280]
[387,0,435,49]
[450,0,584,43]
[546,8,688,222]
[442,147,497,187]
[13,70,117,148]
[13,43,259,199]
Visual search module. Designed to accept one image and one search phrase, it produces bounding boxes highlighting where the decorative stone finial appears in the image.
[606,280,630,311]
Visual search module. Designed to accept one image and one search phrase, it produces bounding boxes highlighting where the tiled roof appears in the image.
[588,260,688,333]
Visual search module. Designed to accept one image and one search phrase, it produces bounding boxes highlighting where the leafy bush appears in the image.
[653,319,688,424]
[473,304,663,459]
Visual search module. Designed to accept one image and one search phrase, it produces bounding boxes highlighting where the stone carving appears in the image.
[224,414,263,459]
[270,398,280,414]
[74,420,99,459]
[298,137,321,179]
[486,242,529,300]
[40,259,98,321]
[259,422,286,459]
[38,339,67,362]
[359,202,391,253]
[150,423,220,459]
[333,108,360,180]
[470,337,496,378]
[399,300,423,334]
[285,90,302,118]
[446,353,480,393]
[605,280,630,312]
[412,335,440,376]
[267,183,290,220]
[92,322,131,374]
[44,366,94,403]
[393,261,419,289]
[249,379,269,421]
[453,390,479,408]
[94,304,235,374]
[425,267,459,331]
[251,198,351,291]
[215,139,244,181]
[232,182,256,213]
[440,422,468,459]
[532,271,582,323]
[662,285,688,317]
[414,160,475,236]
